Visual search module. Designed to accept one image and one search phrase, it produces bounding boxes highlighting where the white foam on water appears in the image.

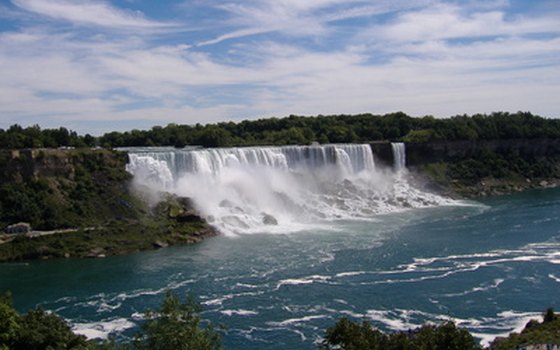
[335,271,368,278]
[443,278,505,297]
[267,315,330,327]
[72,318,135,339]
[201,291,265,306]
[276,275,331,289]
[220,309,259,316]
[359,308,541,347]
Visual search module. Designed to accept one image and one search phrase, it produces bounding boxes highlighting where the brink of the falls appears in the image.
[126,144,454,235]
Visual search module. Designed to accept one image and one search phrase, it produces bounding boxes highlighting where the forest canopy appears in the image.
[1,111,559,149]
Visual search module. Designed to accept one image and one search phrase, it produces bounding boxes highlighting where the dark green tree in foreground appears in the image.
[320,317,480,350]
[0,291,222,350]
[133,291,223,350]
[488,308,560,350]
[0,291,89,350]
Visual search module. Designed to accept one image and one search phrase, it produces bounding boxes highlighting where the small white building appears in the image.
[4,222,31,234]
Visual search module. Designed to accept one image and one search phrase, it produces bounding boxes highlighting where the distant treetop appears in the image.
[1,111,558,149]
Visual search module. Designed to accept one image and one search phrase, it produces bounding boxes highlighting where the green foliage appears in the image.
[2,111,557,149]
[133,291,222,350]
[0,292,20,349]
[447,150,560,185]
[320,318,389,350]
[0,291,222,350]
[14,307,90,350]
[0,150,136,230]
[544,308,556,323]
[194,127,232,148]
[0,149,212,262]
[91,111,560,149]
[402,129,440,143]
[0,125,92,149]
[321,318,480,350]
[488,309,560,350]
[0,293,90,350]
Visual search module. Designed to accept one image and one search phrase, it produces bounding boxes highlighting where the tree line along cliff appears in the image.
[1,111,559,149]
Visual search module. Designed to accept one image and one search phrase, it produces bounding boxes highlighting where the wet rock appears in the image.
[176,196,196,209]
[153,240,169,249]
[262,213,278,225]
[192,228,217,238]
[176,212,204,223]
[86,247,105,258]
[540,180,549,187]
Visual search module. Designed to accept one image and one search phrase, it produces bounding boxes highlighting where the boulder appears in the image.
[86,247,105,258]
[262,213,278,225]
[153,240,169,249]
[176,212,204,223]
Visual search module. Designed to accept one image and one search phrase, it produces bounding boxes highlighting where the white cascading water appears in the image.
[391,142,406,173]
[126,144,453,236]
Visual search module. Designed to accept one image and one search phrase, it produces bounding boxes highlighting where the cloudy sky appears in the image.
[0,0,559,134]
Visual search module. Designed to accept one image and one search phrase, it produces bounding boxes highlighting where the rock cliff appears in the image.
[0,148,216,261]
[404,139,560,166]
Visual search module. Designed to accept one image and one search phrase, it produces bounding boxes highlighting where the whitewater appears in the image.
[125,143,456,235]
[1,143,559,349]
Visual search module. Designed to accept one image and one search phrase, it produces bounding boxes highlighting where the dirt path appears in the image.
[0,227,98,244]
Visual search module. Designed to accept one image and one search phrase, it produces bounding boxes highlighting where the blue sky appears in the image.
[0,0,559,134]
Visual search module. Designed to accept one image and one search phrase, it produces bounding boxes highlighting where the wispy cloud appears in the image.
[364,3,560,43]
[197,0,433,46]
[11,0,177,30]
[0,0,559,133]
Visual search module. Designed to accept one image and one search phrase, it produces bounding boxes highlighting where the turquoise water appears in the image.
[1,188,559,348]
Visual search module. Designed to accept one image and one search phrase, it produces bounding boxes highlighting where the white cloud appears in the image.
[1,0,559,133]
[198,0,434,46]
[11,0,177,30]
[364,3,559,43]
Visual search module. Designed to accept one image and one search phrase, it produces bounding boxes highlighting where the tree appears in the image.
[321,318,480,350]
[0,292,20,350]
[133,291,222,350]
[0,291,90,350]
[14,307,90,350]
[544,308,556,323]
[320,317,388,350]
[195,127,232,148]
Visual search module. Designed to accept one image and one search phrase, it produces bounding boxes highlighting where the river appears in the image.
[1,144,558,349]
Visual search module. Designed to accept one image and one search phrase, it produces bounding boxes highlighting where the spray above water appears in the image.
[126,144,454,235]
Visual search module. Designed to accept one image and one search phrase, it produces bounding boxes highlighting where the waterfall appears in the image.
[391,142,406,172]
[126,144,452,235]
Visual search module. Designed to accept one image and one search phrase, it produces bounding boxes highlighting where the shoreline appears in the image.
[0,223,218,262]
